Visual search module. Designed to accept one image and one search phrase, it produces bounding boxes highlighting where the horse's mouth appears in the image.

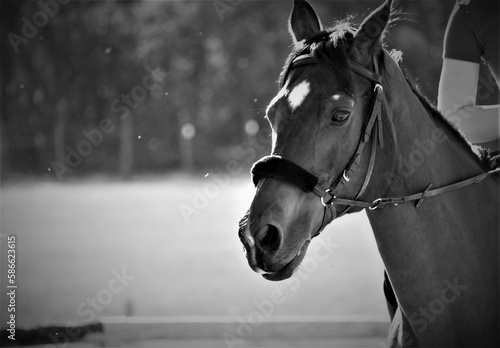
[261,240,310,281]
[238,210,311,282]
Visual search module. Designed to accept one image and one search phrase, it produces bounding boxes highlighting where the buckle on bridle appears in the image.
[321,189,335,207]
[342,170,350,182]
[374,83,383,92]
[369,198,383,210]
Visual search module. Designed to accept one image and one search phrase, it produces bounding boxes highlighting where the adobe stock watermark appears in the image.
[400,277,468,346]
[222,235,339,347]
[8,0,71,54]
[50,65,167,182]
[178,126,272,224]
[44,267,135,348]
[213,0,243,22]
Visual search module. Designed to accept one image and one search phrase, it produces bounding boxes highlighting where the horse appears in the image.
[237,0,500,346]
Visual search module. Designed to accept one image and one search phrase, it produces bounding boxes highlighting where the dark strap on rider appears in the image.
[251,155,319,192]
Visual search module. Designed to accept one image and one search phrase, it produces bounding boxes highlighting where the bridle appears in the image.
[252,48,385,230]
[251,45,500,233]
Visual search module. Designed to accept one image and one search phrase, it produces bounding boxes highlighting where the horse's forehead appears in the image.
[266,80,312,115]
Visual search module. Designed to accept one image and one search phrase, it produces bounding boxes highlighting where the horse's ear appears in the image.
[289,0,323,44]
[352,0,392,65]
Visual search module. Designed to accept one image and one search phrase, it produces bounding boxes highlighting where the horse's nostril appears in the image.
[257,224,282,253]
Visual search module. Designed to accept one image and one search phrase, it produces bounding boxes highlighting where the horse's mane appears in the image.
[279,21,491,169]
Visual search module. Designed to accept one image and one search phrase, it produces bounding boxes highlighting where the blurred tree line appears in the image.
[0,0,497,181]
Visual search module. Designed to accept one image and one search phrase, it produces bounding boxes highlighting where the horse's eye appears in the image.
[330,109,351,124]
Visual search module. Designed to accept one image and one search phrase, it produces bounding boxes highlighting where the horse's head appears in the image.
[239,0,394,281]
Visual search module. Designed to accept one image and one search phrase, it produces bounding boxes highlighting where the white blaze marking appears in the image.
[288,81,310,111]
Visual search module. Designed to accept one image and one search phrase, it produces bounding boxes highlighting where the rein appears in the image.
[251,49,500,231]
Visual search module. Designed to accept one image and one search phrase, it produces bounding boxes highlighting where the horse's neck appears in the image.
[386,84,485,194]
[366,80,499,338]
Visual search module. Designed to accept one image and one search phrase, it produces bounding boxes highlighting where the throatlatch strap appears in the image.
[251,155,319,192]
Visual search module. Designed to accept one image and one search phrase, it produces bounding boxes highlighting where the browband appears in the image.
[282,50,383,88]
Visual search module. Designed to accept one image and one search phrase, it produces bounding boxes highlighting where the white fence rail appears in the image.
[2,315,390,347]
